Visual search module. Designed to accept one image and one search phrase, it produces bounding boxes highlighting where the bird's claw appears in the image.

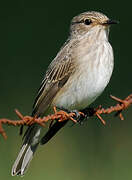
[70,110,85,125]
[56,107,85,125]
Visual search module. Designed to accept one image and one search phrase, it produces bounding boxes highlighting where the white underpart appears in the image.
[54,27,114,110]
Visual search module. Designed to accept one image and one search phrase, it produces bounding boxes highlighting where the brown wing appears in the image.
[32,46,75,117]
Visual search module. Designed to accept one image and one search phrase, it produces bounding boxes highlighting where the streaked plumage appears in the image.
[11,11,117,176]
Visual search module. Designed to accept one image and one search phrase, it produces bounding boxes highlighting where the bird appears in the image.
[11,11,118,176]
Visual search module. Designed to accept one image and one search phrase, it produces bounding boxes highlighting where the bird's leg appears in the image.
[70,110,85,125]
[56,106,97,125]
[70,110,81,118]
[56,107,85,125]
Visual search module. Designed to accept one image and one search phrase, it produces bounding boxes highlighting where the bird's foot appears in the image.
[54,107,77,123]
[70,110,84,125]
[56,107,85,125]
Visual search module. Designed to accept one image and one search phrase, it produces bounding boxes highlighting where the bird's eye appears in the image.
[84,19,92,25]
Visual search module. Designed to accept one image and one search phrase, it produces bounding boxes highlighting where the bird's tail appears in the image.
[11,120,68,176]
[11,125,41,176]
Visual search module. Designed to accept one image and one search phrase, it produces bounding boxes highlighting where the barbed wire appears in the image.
[0,94,132,140]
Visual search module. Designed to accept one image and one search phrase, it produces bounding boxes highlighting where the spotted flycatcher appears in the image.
[11,11,118,176]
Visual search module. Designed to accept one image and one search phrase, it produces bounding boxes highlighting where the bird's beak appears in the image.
[103,19,119,25]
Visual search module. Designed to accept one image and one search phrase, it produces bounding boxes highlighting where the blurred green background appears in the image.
[0,0,132,180]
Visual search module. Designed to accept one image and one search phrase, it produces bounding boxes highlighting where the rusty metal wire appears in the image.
[0,94,132,140]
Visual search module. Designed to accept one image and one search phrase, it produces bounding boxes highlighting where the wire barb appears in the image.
[0,94,132,140]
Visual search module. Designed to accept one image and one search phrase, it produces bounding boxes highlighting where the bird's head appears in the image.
[70,11,118,37]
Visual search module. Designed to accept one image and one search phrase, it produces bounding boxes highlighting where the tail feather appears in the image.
[11,126,41,176]
[12,120,68,176]
[11,144,28,176]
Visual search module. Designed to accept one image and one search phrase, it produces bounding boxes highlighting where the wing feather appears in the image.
[32,46,75,117]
